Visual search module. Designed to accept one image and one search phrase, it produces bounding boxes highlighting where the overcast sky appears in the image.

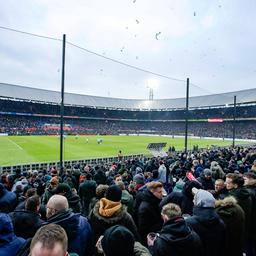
[0,0,255,100]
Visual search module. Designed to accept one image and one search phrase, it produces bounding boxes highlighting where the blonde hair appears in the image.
[147,181,163,191]
[161,203,182,218]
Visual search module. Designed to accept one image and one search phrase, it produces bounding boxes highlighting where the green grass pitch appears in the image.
[0,135,249,166]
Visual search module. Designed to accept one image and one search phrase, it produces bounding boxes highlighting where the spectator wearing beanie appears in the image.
[186,189,226,256]
[98,225,150,256]
[54,183,81,213]
[79,173,97,216]
[197,169,215,190]
[89,185,139,245]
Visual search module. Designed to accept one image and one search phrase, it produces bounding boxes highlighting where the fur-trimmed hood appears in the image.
[215,196,237,208]
[91,200,128,224]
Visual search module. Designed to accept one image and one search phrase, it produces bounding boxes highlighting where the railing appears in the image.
[0,154,144,173]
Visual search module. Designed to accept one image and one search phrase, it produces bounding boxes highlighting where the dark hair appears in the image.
[25,195,40,212]
[30,224,68,253]
[226,173,244,187]
[244,172,256,180]
[86,173,92,180]
[25,187,37,197]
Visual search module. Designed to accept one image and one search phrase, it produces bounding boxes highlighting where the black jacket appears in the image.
[138,189,163,245]
[186,207,226,256]
[228,187,252,239]
[152,216,202,256]
[9,210,43,239]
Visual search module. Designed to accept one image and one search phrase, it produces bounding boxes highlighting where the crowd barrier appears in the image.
[0,154,144,173]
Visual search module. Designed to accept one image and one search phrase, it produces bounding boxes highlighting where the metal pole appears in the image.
[232,95,236,147]
[60,34,66,175]
[185,78,189,153]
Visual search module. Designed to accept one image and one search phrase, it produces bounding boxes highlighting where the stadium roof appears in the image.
[0,82,255,110]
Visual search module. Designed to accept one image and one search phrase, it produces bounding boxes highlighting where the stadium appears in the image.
[0,82,255,171]
[2,2,256,256]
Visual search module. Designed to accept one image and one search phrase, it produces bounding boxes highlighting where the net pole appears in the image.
[60,34,66,175]
[232,95,237,147]
[184,78,189,153]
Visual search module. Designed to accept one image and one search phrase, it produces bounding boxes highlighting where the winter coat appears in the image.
[158,164,167,184]
[94,170,107,185]
[134,241,151,256]
[46,209,93,256]
[42,185,55,205]
[138,189,163,245]
[160,191,193,215]
[215,196,245,256]
[89,199,139,244]
[151,217,202,256]
[9,210,44,239]
[228,187,252,239]
[245,180,256,240]
[0,213,25,256]
[79,180,97,216]
[186,207,226,256]
[160,180,201,215]
[197,175,215,191]
[0,183,17,213]
[121,190,134,215]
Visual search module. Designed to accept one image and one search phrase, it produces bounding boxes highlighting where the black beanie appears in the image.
[105,185,122,202]
[102,225,135,256]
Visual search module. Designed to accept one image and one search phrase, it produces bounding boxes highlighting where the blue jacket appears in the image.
[0,213,25,256]
[0,183,17,213]
[46,209,93,256]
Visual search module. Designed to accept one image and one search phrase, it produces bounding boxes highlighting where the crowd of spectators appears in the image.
[1,98,256,120]
[1,146,256,255]
[1,115,256,139]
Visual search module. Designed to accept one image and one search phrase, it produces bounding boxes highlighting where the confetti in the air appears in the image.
[155,32,161,40]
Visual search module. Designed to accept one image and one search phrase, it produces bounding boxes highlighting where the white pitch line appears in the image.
[7,138,23,150]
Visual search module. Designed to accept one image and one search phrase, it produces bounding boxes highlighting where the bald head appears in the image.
[46,195,69,219]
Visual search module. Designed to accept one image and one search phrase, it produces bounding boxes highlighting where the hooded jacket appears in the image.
[245,179,256,239]
[186,207,226,256]
[215,196,245,256]
[0,213,25,256]
[228,186,252,239]
[46,209,92,256]
[89,199,139,244]
[9,210,44,239]
[152,217,202,256]
[0,183,17,213]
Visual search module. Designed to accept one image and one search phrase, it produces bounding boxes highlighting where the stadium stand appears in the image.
[0,83,255,139]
